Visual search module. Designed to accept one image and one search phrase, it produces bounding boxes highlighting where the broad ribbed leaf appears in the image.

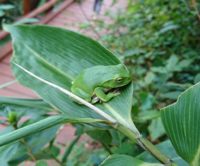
[161,83,200,165]
[4,24,138,133]
[100,154,163,166]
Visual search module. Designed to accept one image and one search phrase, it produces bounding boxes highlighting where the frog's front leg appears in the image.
[94,87,120,103]
[71,88,91,104]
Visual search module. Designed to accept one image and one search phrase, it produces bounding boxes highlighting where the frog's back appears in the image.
[71,65,124,95]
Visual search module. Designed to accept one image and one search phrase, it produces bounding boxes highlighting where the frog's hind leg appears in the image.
[91,94,100,104]
[94,87,120,103]
[71,88,91,104]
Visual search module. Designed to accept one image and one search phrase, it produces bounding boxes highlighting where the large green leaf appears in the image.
[4,24,138,134]
[100,154,163,166]
[160,83,200,165]
[136,140,189,166]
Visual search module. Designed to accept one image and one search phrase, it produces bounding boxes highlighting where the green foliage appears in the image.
[1,0,200,165]
[161,82,200,165]
[79,0,200,141]
[36,161,48,166]
[101,154,163,166]
[0,4,14,17]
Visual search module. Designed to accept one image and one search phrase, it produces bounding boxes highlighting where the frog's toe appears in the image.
[91,96,100,104]
[113,89,121,95]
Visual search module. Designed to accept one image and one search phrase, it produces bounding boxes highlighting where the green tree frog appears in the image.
[71,64,132,104]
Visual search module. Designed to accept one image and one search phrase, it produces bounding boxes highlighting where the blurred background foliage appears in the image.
[80,0,200,141]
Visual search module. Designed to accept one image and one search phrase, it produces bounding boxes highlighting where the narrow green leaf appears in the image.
[0,115,110,146]
[0,120,8,124]
[0,80,16,89]
[194,73,200,84]
[36,161,48,166]
[87,129,112,145]
[109,130,121,147]
[33,145,60,160]
[111,0,120,7]
[62,136,80,163]
[0,97,55,117]
[161,91,182,100]
[151,67,167,74]
[166,54,179,72]
[145,72,155,85]
[0,10,5,17]
[139,92,153,110]
[15,18,39,25]
[148,117,165,141]
[133,110,160,123]
[101,154,163,166]
[113,142,135,155]
[161,82,200,165]
[0,4,15,10]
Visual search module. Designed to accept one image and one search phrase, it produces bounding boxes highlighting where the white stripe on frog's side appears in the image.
[113,82,130,88]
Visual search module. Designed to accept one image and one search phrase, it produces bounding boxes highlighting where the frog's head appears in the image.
[101,64,132,88]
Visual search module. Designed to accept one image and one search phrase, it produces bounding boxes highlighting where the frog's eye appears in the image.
[115,77,123,83]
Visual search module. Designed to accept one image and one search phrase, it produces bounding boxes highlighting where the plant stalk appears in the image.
[62,136,81,164]
[13,124,37,164]
[102,143,113,155]
[116,123,178,166]
[42,149,64,166]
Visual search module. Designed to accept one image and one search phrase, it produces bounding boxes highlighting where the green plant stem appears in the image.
[13,124,37,164]
[42,149,64,166]
[62,135,81,164]
[116,123,178,166]
[192,0,200,20]
[102,143,113,155]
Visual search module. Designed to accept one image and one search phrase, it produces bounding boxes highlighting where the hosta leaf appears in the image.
[161,83,200,165]
[4,24,138,134]
[100,154,163,166]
